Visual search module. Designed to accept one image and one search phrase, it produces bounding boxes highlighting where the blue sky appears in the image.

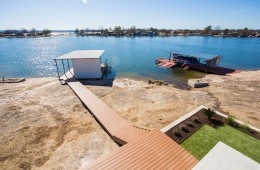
[1,0,260,30]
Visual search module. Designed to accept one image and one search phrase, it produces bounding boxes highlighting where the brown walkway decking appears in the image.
[61,70,198,169]
[80,129,199,170]
[66,78,148,145]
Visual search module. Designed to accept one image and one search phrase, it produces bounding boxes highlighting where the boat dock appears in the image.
[54,50,199,169]
[187,65,239,75]
[156,52,240,75]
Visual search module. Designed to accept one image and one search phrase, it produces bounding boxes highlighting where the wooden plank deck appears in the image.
[112,126,150,145]
[66,78,149,145]
[80,129,199,170]
[60,68,74,80]
[60,71,198,169]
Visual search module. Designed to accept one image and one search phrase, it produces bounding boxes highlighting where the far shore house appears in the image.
[54,50,106,80]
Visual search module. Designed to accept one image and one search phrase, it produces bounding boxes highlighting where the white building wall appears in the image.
[72,59,101,79]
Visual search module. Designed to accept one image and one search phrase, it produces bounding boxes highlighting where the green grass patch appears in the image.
[180,125,260,163]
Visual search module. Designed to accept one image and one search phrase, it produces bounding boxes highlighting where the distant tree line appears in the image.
[1,26,259,38]
[74,26,170,37]
[0,28,52,37]
[200,25,256,37]
[74,25,260,38]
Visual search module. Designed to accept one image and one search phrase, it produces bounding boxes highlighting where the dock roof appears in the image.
[168,52,223,60]
[55,50,105,60]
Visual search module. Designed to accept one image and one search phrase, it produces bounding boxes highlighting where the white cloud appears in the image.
[82,0,88,5]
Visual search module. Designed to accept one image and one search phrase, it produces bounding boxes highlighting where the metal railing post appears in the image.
[62,59,67,78]
[54,59,60,79]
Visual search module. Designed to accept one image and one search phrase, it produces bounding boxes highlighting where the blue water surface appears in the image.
[0,36,260,87]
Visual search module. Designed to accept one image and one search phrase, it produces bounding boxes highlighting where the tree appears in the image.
[30,28,36,35]
[161,29,171,34]
[42,29,51,35]
[149,27,155,32]
[21,28,28,33]
[241,27,249,37]
[204,25,212,35]
[80,29,84,36]
[183,29,191,35]
[102,28,108,35]
[223,28,229,36]
[212,26,221,35]
[149,27,158,33]
[213,26,221,30]
[3,30,20,35]
[204,108,216,120]
[129,26,136,34]
[114,26,121,35]
[75,28,79,36]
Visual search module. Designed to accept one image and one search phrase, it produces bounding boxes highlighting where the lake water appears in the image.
[0,36,260,87]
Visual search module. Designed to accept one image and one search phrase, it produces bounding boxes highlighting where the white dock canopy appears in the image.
[54,50,106,80]
[54,50,104,60]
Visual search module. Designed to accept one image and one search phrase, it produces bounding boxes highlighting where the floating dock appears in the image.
[187,65,239,75]
[156,52,240,75]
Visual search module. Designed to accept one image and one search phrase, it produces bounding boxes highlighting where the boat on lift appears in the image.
[155,52,238,75]
[155,52,178,68]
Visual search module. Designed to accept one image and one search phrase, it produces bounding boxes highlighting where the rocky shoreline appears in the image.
[0,71,259,169]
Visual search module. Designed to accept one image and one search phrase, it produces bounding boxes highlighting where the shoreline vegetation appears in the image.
[1,25,260,38]
[0,28,52,38]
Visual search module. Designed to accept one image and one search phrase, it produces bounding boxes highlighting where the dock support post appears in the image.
[54,59,60,80]
[62,59,67,78]
[55,59,63,84]
[67,59,73,75]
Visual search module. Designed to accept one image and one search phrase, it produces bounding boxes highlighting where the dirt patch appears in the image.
[19,162,31,170]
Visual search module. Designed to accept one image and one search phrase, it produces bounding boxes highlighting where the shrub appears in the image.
[240,123,251,132]
[204,108,216,119]
[192,116,201,124]
[179,124,189,132]
[226,115,238,127]
[187,121,194,127]
[172,130,181,137]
